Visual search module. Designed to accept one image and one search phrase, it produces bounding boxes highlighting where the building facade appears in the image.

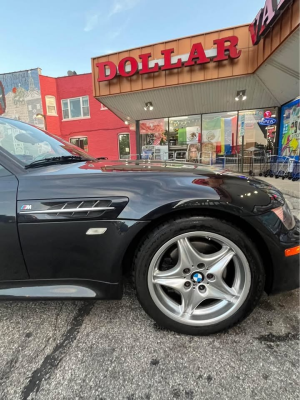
[0,68,44,129]
[39,73,136,159]
[0,70,136,159]
[91,0,300,161]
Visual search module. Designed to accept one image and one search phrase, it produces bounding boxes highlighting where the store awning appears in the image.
[97,28,299,122]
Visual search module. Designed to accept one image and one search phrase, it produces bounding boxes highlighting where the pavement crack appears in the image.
[53,303,64,343]
[256,332,300,343]
[0,350,21,384]
[0,331,35,385]
[20,301,95,400]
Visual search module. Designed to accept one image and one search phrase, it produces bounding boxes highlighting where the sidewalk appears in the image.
[257,176,300,220]
[256,176,300,198]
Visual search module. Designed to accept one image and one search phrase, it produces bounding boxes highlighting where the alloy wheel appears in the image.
[148,232,251,326]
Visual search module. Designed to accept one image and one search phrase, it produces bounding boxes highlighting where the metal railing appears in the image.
[127,151,213,165]
[116,149,292,176]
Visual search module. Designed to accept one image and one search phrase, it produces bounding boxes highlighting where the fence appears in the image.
[117,149,300,179]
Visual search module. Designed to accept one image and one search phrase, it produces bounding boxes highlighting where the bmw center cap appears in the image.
[192,272,204,283]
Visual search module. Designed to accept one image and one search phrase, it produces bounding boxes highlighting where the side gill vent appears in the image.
[49,200,113,218]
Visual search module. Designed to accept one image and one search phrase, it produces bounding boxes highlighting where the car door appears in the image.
[0,164,28,280]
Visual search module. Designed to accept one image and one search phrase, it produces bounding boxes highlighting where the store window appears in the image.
[169,115,201,161]
[137,109,279,162]
[70,137,88,152]
[62,96,90,120]
[118,133,130,159]
[279,99,300,156]
[45,95,57,115]
[238,108,278,153]
[140,118,168,160]
[202,112,238,161]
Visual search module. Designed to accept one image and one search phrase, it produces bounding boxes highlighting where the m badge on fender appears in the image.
[21,205,32,210]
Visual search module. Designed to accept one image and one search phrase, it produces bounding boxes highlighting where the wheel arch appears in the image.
[122,208,273,294]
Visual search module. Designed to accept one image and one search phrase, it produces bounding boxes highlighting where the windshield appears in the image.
[0,118,95,166]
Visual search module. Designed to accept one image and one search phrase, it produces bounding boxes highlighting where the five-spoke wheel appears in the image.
[149,232,250,326]
[134,216,265,335]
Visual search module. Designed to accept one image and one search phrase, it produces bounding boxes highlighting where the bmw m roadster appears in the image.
[0,117,299,335]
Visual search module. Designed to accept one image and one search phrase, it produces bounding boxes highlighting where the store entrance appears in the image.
[140,115,202,162]
[139,107,279,166]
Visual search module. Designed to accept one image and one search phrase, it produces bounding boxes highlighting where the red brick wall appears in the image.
[40,75,61,136]
[40,73,136,159]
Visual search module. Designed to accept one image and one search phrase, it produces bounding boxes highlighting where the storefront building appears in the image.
[91,0,299,162]
[0,69,136,159]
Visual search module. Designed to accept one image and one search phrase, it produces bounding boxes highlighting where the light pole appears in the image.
[35,113,47,131]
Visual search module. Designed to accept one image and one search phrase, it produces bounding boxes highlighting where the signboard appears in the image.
[279,98,300,156]
[258,117,277,126]
[240,114,245,137]
[96,36,242,82]
[249,0,293,45]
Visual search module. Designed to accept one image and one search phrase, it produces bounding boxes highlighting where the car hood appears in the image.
[18,160,278,220]
[24,159,231,176]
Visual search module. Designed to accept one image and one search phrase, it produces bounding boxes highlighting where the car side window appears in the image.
[0,164,12,177]
[0,122,54,164]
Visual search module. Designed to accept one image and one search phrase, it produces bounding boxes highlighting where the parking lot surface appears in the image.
[0,194,299,400]
[0,290,299,400]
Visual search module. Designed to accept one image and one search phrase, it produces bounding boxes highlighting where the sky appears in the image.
[1,0,265,77]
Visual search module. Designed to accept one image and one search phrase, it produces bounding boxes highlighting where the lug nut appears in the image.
[198,284,206,291]
[207,273,214,280]
[183,268,190,274]
[197,263,205,269]
[184,281,191,288]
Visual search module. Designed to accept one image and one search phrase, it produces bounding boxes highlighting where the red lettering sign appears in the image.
[249,8,264,45]
[118,57,138,77]
[161,48,182,70]
[139,53,159,74]
[249,0,292,45]
[96,36,241,82]
[184,43,210,66]
[260,0,276,36]
[96,62,117,82]
[213,36,242,62]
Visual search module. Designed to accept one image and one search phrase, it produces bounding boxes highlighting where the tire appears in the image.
[133,215,265,335]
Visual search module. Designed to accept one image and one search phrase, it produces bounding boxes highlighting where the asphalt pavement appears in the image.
[0,191,299,400]
[0,285,299,400]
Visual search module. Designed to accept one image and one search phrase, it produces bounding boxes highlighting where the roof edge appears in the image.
[91,23,250,60]
[41,72,92,79]
[0,67,42,75]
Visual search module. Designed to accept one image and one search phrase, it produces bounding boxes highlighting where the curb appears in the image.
[280,189,300,199]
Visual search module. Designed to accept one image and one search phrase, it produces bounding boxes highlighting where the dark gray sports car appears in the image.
[0,117,299,335]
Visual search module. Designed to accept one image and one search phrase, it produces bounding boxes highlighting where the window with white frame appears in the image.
[70,136,88,152]
[45,96,57,115]
[62,96,90,120]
